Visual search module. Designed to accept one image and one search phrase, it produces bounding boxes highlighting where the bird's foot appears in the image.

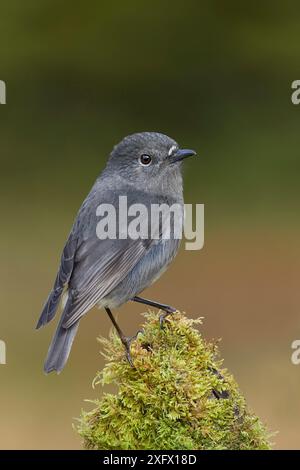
[159,306,177,329]
[121,329,144,367]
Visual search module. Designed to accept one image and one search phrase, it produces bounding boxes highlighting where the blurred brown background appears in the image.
[1,1,300,449]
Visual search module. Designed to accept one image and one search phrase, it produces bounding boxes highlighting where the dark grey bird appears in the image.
[37,132,196,373]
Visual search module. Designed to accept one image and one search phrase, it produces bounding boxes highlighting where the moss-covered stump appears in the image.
[77,311,271,450]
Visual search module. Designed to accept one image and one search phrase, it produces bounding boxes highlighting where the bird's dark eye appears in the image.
[139,154,152,166]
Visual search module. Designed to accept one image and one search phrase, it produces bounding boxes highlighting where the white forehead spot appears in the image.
[168,145,177,156]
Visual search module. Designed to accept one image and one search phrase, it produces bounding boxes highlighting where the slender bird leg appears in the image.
[104,307,142,367]
[131,296,177,328]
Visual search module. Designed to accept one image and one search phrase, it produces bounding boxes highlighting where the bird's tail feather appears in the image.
[44,294,79,374]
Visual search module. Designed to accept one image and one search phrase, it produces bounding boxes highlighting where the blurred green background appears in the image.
[1,0,300,449]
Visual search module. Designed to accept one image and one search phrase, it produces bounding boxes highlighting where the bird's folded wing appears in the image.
[62,238,151,329]
[36,237,77,328]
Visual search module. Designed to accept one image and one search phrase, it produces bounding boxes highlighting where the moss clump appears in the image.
[77,311,271,450]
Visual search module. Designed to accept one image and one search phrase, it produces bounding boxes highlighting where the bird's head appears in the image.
[105,132,196,192]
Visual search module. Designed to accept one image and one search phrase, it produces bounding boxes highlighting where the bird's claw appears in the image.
[121,329,144,367]
[159,307,177,329]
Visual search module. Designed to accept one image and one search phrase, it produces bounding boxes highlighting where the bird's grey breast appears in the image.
[101,194,184,308]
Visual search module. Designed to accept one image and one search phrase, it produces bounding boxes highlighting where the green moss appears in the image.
[77,311,271,450]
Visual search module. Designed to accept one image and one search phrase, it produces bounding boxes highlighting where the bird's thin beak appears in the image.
[170,148,197,164]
